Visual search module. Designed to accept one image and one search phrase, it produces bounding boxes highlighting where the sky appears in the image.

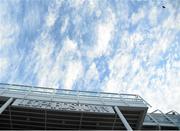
[0,0,180,112]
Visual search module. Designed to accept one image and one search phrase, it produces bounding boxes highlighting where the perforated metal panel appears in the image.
[12,99,115,114]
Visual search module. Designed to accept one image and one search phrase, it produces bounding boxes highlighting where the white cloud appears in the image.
[114,1,130,29]
[87,8,116,58]
[104,51,180,112]
[104,78,119,93]
[80,62,99,91]
[131,59,140,72]
[31,34,55,87]
[70,0,85,8]
[130,32,143,44]
[1,0,179,113]
[60,38,83,89]
[30,34,83,90]
[35,40,54,62]
[148,6,158,26]
[131,8,145,25]
[120,31,144,54]
[163,14,179,30]
[176,13,180,29]
[61,17,69,34]
[148,30,177,66]
[141,65,180,112]
[96,10,101,17]
[0,57,8,75]
[104,53,180,113]
[62,37,77,53]
[0,24,19,47]
[46,11,58,27]
[64,60,83,90]
[23,5,41,30]
[90,23,113,57]
[0,1,20,82]
[104,53,131,93]
[88,0,97,12]
[45,1,62,27]
[0,2,20,47]
[85,63,99,81]
[109,53,130,78]
[103,5,180,112]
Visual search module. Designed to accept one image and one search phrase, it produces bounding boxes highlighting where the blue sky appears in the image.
[0,0,180,112]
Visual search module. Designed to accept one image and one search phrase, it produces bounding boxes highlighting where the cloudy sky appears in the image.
[0,0,180,112]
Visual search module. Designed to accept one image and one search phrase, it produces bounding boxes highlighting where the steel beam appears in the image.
[114,106,133,130]
[0,97,13,114]
[147,114,161,130]
[151,109,178,128]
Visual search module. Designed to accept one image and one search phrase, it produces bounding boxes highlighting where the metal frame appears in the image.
[145,109,180,130]
[0,98,13,114]
[0,83,151,108]
[114,106,133,130]
[0,107,121,130]
[151,109,178,127]
[147,113,161,130]
[166,110,180,116]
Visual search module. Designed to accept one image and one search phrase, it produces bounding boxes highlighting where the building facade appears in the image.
[0,83,179,130]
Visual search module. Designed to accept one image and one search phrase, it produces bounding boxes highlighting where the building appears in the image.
[0,83,179,130]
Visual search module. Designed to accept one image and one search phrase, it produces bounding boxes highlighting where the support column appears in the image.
[0,98,13,114]
[114,106,133,131]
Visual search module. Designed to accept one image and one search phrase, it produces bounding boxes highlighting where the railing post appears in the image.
[77,90,79,103]
[119,94,129,106]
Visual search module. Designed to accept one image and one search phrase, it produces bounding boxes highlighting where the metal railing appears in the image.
[143,109,180,129]
[0,83,151,107]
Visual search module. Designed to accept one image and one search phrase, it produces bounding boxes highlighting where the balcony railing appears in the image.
[0,83,151,107]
